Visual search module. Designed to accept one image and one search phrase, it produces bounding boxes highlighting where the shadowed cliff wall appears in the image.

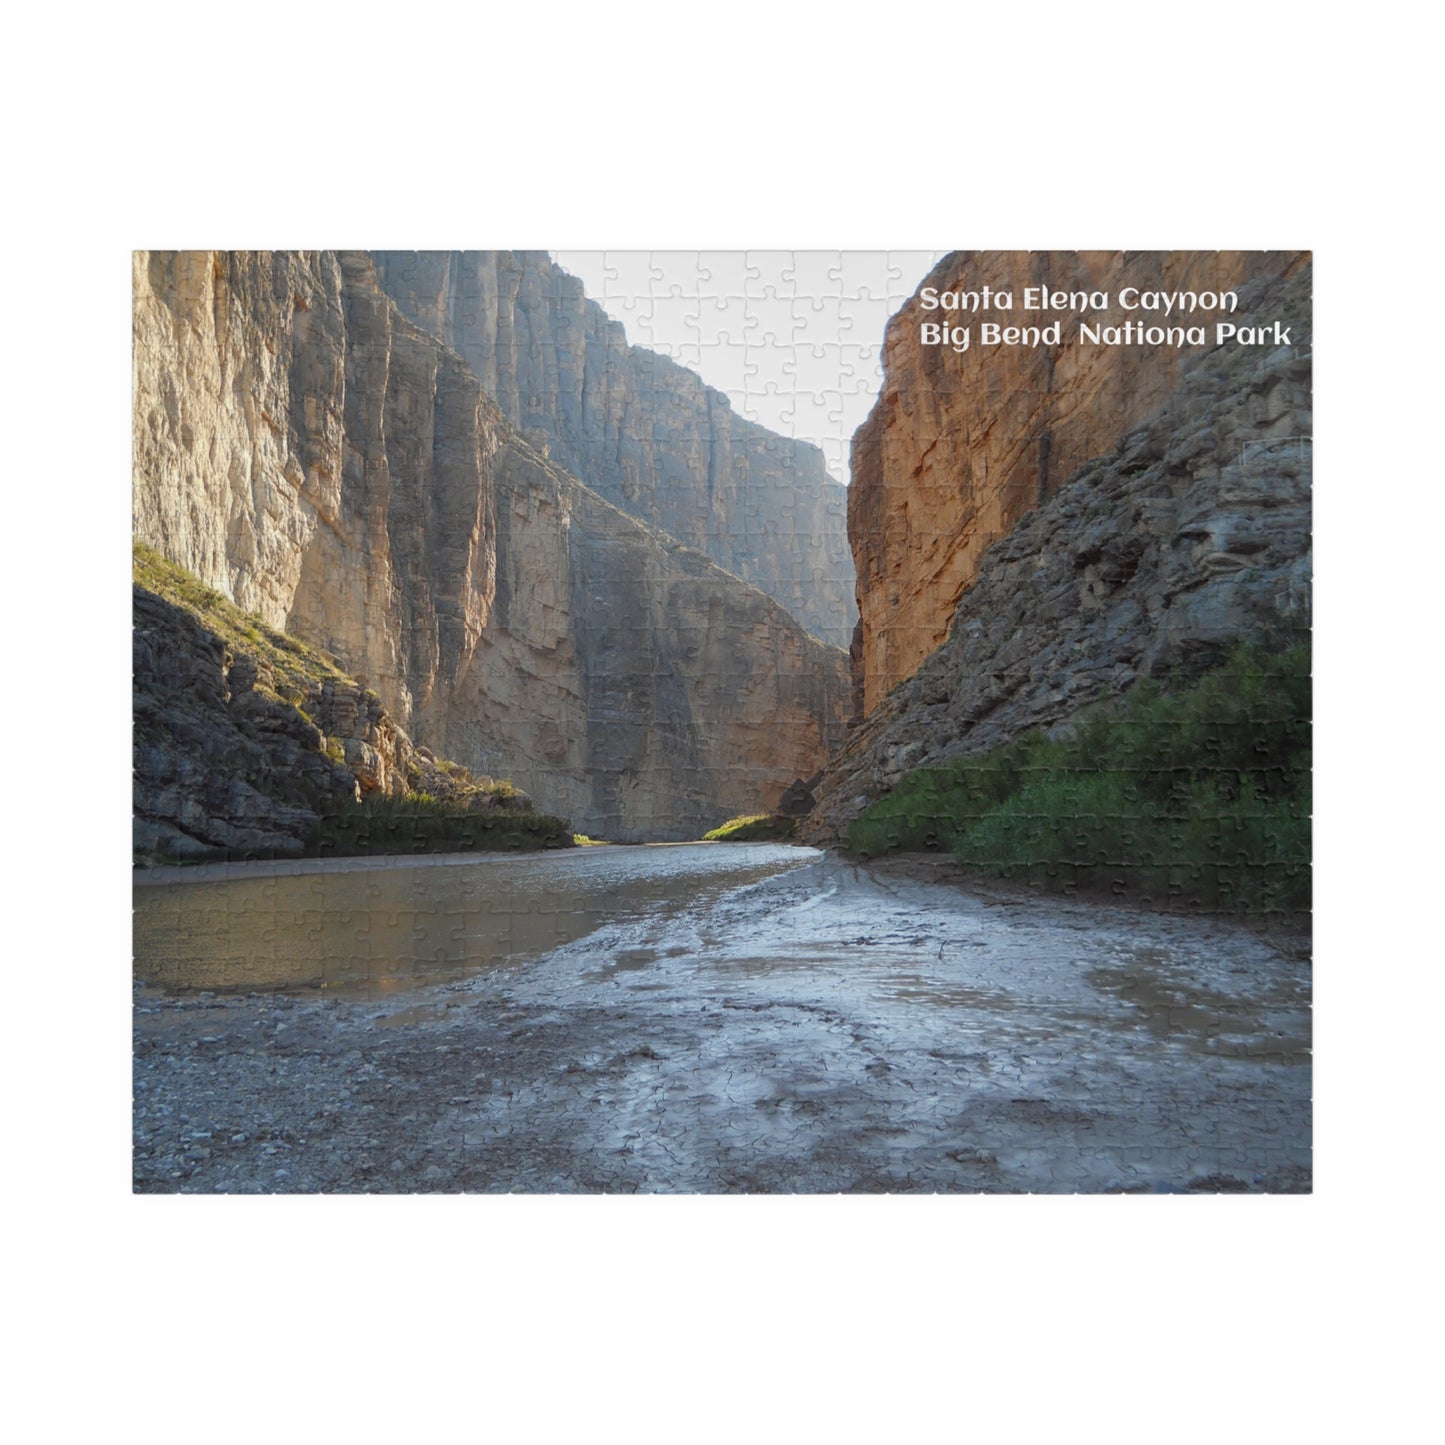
[133,250,848,841]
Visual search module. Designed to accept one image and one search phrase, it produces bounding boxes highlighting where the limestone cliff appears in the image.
[133,251,848,842]
[849,250,1309,713]
[807,263,1312,843]
[370,250,857,649]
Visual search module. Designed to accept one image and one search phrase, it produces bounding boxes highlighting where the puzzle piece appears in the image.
[134,249,1311,1196]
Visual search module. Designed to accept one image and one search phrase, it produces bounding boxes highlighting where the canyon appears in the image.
[133,249,1314,1199]
[133,248,1311,858]
[133,252,849,848]
[809,254,1312,842]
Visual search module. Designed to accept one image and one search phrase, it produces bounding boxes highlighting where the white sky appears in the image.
[551,251,946,484]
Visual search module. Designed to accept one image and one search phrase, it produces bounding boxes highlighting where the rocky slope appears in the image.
[849,250,1309,713]
[134,251,848,843]
[134,580,364,859]
[806,263,1312,843]
[370,250,857,648]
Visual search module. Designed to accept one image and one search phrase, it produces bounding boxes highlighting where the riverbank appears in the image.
[134,848,1310,1192]
[864,852,1313,964]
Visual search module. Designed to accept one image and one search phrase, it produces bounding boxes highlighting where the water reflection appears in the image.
[133,844,813,998]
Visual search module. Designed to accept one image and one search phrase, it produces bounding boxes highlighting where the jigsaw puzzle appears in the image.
[132,250,1312,1194]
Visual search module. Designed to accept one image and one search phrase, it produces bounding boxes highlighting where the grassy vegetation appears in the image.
[703,813,798,842]
[310,792,574,857]
[846,643,1310,914]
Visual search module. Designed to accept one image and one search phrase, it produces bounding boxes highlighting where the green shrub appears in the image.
[845,730,1053,857]
[309,792,574,857]
[846,642,1310,914]
[703,813,798,842]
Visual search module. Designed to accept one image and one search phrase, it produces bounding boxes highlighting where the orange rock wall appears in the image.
[849,250,1308,713]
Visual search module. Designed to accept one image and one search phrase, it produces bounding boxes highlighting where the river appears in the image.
[133,844,1311,1193]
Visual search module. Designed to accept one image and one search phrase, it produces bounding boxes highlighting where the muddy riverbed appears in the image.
[133,845,1311,1193]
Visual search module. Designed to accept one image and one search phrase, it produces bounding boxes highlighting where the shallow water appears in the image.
[133,843,814,997]
[134,849,1312,1192]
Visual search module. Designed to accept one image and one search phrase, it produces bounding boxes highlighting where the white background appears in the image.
[3,2,1436,1440]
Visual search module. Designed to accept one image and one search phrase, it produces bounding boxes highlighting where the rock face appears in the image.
[806,263,1312,843]
[370,250,858,649]
[133,251,849,842]
[849,250,1310,713]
